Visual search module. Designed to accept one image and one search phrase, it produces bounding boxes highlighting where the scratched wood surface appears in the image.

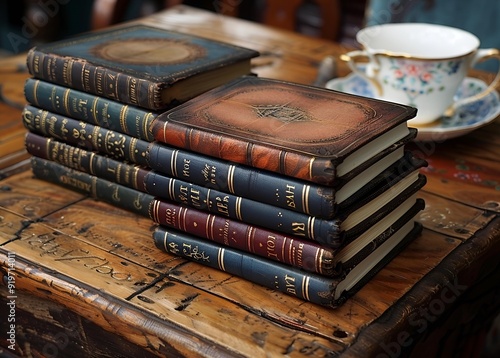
[1,5,500,358]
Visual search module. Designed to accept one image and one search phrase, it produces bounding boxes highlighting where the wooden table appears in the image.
[1,5,499,358]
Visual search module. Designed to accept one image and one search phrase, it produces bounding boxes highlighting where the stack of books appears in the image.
[21,24,427,308]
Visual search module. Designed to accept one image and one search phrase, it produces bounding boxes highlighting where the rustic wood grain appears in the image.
[0,5,499,357]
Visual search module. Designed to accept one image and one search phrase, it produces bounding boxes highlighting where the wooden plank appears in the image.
[0,250,241,357]
[352,229,461,313]
[129,275,346,357]
[416,191,495,240]
[0,286,159,358]
[0,170,84,218]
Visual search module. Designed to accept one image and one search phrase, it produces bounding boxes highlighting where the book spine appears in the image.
[145,171,341,244]
[30,156,154,218]
[25,132,148,190]
[147,142,337,219]
[29,154,335,275]
[153,225,341,307]
[22,104,150,167]
[151,119,332,184]
[24,78,157,141]
[25,132,342,247]
[149,198,336,274]
[26,48,163,110]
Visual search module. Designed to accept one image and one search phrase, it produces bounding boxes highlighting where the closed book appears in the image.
[29,156,425,277]
[22,104,150,167]
[26,133,426,246]
[22,104,417,219]
[150,76,418,185]
[152,220,423,307]
[25,25,259,110]
[24,78,157,141]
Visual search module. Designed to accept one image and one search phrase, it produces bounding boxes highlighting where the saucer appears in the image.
[326,73,500,141]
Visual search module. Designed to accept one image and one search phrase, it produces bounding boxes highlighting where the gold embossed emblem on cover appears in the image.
[91,38,206,65]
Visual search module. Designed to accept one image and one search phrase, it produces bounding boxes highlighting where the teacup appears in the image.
[340,23,500,125]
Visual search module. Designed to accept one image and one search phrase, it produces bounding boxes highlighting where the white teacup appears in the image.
[340,23,500,125]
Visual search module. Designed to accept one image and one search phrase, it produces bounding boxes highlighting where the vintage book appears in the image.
[150,76,418,185]
[25,24,259,110]
[22,103,417,219]
[22,104,150,167]
[24,78,157,141]
[26,133,426,245]
[29,156,424,278]
[152,221,423,307]
[147,129,417,219]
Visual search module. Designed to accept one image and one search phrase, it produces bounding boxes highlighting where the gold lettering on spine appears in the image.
[129,78,138,105]
[291,222,306,237]
[285,184,296,209]
[284,274,297,295]
[296,242,304,268]
[182,158,190,177]
[60,174,92,192]
[266,235,279,260]
[65,59,74,86]
[32,54,40,75]
[82,65,91,91]
[215,195,229,216]
[62,59,73,86]
[96,70,103,94]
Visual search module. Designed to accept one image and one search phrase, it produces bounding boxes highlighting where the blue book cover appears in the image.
[26,25,259,109]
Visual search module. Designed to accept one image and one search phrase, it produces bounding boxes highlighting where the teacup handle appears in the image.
[450,48,500,111]
[340,50,383,96]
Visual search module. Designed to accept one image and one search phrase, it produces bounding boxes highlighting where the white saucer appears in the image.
[326,73,500,141]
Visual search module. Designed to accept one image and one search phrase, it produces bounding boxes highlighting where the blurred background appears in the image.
[0,0,498,71]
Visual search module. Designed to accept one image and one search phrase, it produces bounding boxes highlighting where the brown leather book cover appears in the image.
[151,76,417,185]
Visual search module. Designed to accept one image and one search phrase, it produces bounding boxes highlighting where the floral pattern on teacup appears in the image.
[383,59,463,105]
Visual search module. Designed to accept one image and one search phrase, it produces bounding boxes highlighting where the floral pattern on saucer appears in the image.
[326,72,500,141]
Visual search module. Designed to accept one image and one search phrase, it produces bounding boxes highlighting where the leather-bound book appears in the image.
[150,76,418,185]
[29,155,424,284]
[22,104,417,220]
[25,132,426,247]
[152,219,423,308]
[25,25,259,110]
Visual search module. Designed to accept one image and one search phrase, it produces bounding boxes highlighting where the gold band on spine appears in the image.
[308,216,315,240]
[171,150,178,177]
[227,165,235,193]
[120,105,129,134]
[302,277,310,301]
[218,248,226,271]
[169,178,176,201]
[302,185,310,215]
[235,197,242,220]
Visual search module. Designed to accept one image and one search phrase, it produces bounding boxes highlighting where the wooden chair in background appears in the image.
[91,0,343,41]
